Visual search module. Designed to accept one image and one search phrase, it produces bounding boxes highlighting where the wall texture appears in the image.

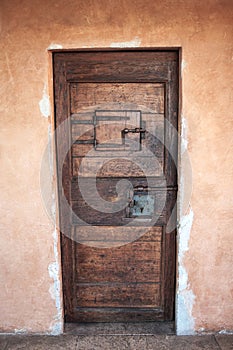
[0,0,232,334]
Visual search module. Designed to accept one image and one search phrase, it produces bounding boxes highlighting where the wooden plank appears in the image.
[56,50,177,82]
[72,156,163,177]
[71,203,168,226]
[72,124,94,141]
[71,177,167,194]
[70,83,164,113]
[71,179,173,226]
[76,241,161,283]
[73,307,164,323]
[53,55,75,321]
[71,225,162,244]
[163,229,176,320]
[76,283,161,308]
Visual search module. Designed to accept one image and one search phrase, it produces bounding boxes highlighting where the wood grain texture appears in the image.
[76,241,161,283]
[70,83,165,178]
[76,283,161,308]
[55,51,177,82]
[70,83,164,113]
[53,57,75,321]
[71,177,175,226]
[72,157,163,177]
[74,307,164,323]
[71,225,162,245]
[54,50,178,322]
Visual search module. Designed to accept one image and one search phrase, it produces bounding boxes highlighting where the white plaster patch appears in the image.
[50,321,63,336]
[14,328,28,334]
[110,37,141,48]
[177,289,195,335]
[42,115,63,334]
[178,209,194,260]
[48,125,56,221]
[218,329,233,335]
[181,59,187,73]
[176,208,196,335]
[39,85,51,118]
[179,265,189,291]
[47,43,63,50]
[48,229,63,335]
[181,116,188,154]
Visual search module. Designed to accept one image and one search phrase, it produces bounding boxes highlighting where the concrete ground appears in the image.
[0,323,232,350]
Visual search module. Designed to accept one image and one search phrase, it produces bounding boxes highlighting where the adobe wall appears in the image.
[0,0,232,334]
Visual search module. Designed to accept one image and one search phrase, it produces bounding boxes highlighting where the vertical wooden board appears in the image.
[54,56,75,321]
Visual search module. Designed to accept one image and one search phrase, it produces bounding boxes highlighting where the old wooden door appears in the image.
[54,50,178,322]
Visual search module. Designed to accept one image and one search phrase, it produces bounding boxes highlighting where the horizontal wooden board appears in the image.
[70,178,175,226]
[54,51,178,82]
[70,83,164,114]
[71,225,162,244]
[72,156,163,177]
[76,241,162,283]
[73,307,164,323]
[76,282,161,308]
[71,113,164,140]
[71,176,167,191]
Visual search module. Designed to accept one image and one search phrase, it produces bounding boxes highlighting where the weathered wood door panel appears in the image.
[54,50,178,322]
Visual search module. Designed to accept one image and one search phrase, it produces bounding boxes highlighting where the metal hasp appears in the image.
[126,186,155,218]
[121,127,146,146]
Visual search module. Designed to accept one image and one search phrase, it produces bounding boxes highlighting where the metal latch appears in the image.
[121,127,146,145]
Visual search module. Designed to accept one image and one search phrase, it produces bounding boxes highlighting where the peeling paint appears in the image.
[218,329,233,335]
[176,209,196,335]
[14,328,28,334]
[181,116,188,154]
[40,125,57,222]
[177,111,195,335]
[181,59,187,73]
[42,116,62,334]
[177,289,195,335]
[47,43,63,50]
[48,229,63,335]
[179,115,193,221]
[39,84,51,118]
[48,125,56,221]
[110,37,141,48]
[178,209,193,260]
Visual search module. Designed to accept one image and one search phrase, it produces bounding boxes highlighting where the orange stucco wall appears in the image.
[0,0,232,334]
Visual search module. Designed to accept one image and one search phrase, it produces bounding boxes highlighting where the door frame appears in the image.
[51,47,181,328]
